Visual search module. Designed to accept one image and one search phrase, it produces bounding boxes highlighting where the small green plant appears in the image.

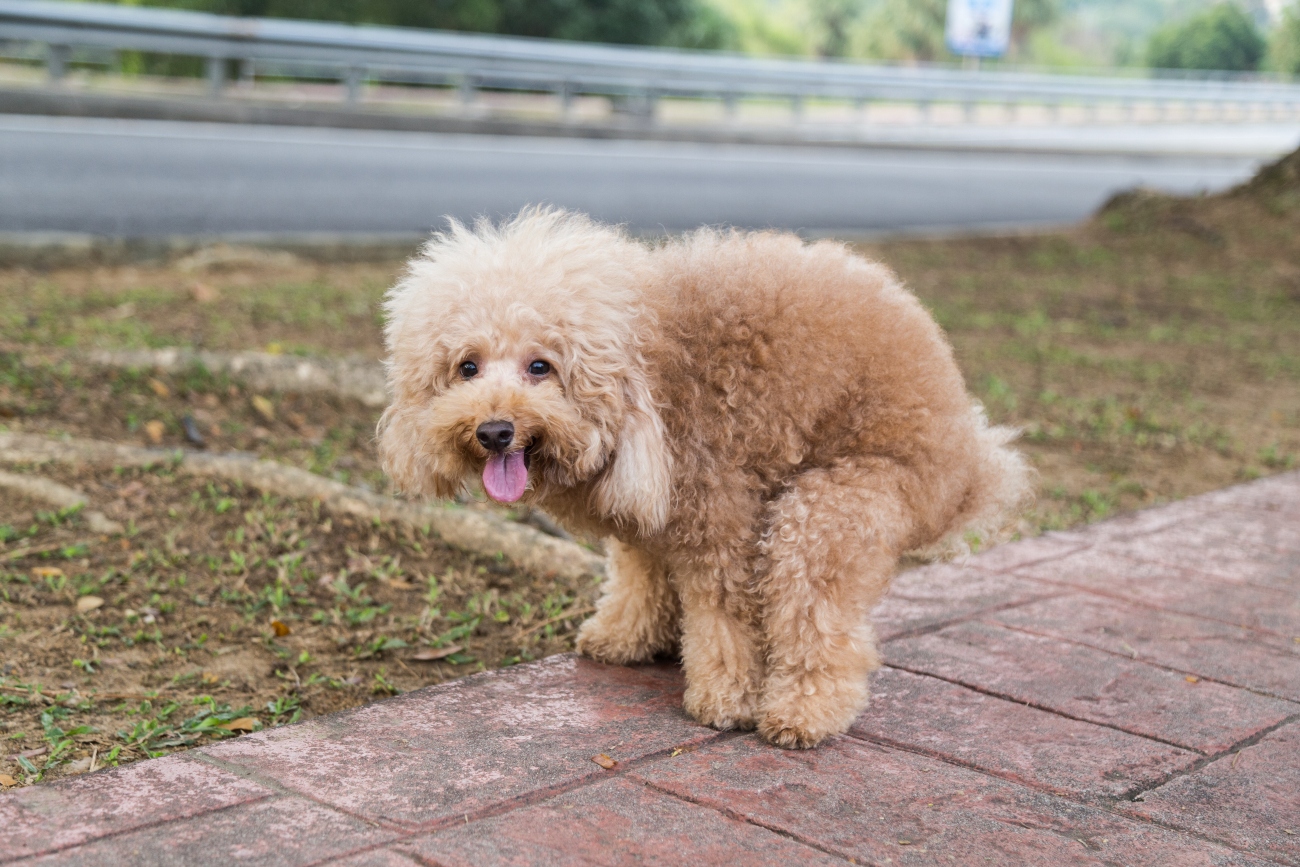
[266,694,302,726]
[1258,444,1295,470]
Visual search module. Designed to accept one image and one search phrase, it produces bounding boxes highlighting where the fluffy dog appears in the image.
[379,208,1031,748]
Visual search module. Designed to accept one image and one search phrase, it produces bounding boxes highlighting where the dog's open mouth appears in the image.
[482,440,536,503]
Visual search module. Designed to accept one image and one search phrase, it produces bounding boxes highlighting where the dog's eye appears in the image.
[459,361,478,379]
[528,360,551,376]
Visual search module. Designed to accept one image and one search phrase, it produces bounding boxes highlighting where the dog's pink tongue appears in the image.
[483,451,528,503]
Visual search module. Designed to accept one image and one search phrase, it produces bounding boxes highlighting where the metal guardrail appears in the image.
[2,0,1299,120]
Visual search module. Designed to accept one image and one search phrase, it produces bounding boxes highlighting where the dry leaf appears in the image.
[384,578,416,591]
[64,757,93,775]
[250,395,276,423]
[76,596,105,614]
[0,774,17,787]
[144,419,165,445]
[270,620,291,637]
[1185,675,1200,683]
[31,567,64,578]
[148,378,171,398]
[411,645,462,661]
[592,754,617,770]
[218,717,258,732]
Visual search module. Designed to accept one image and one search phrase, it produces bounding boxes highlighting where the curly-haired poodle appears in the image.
[379,208,1031,748]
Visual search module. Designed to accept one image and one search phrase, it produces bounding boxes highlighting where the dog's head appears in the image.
[378,208,672,533]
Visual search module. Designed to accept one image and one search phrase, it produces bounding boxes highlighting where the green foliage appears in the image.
[95,0,733,48]
[807,0,866,57]
[852,0,948,61]
[1266,3,1300,74]
[1146,3,1264,72]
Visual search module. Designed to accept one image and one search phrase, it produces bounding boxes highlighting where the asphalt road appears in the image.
[0,114,1277,237]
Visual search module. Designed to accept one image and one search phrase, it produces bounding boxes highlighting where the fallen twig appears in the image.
[515,605,597,640]
[0,685,56,704]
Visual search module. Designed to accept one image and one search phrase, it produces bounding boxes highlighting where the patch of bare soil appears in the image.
[1,463,596,788]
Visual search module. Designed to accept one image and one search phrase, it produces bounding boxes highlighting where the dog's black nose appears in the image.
[476,420,515,453]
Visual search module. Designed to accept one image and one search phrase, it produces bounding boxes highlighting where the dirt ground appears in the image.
[0,462,591,786]
[2,149,1298,788]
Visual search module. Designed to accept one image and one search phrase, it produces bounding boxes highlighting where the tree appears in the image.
[1146,3,1264,72]
[1266,3,1300,75]
[102,0,732,48]
[808,0,867,58]
[851,0,948,63]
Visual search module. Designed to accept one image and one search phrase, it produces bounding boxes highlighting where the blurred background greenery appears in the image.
[84,0,1300,74]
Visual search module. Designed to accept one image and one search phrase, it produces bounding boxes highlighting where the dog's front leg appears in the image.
[576,538,679,665]
[674,557,765,732]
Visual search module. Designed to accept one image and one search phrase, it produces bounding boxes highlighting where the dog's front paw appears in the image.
[757,714,828,750]
[575,614,656,665]
[758,687,859,749]
[683,680,759,732]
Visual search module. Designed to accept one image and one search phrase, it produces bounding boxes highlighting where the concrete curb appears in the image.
[0,432,606,582]
[82,347,390,408]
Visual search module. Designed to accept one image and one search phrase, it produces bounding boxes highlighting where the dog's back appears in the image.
[644,228,1031,554]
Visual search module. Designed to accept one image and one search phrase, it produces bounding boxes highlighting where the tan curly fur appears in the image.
[379,207,1032,748]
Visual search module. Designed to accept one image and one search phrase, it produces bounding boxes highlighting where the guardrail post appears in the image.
[344,66,364,104]
[206,56,225,97]
[458,75,476,107]
[791,93,804,121]
[238,58,255,88]
[46,43,70,83]
[557,81,574,117]
[723,92,738,119]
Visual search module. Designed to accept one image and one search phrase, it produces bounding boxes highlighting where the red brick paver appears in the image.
[199,655,719,829]
[1120,723,1300,866]
[3,470,1298,866]
[850,667,1199,801]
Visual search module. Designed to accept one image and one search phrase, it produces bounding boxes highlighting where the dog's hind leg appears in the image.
[576,538,679,665]
[756,458,917,749]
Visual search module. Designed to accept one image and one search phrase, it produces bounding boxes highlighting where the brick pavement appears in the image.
[2,471,1298,866]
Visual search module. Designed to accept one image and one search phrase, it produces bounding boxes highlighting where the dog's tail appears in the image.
[912,404,1036,562]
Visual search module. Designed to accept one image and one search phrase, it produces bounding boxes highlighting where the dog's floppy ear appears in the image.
[592,369,672,534]
[377,401,462,500]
